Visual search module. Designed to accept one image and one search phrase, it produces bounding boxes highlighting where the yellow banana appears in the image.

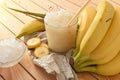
[77,26,120,68]
[89,6,120,64]
[79,0,114,55]
[16,20,45,38]
[74,5,96,56]
[81,6,120,67]
[73,0,115,71]
[79,51,120,76]
[78,6,120,67]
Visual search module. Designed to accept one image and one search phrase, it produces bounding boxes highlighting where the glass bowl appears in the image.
[0,38,27,67]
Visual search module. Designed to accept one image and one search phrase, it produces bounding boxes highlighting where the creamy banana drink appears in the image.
[44,9,77,52]
[0,38,27,67]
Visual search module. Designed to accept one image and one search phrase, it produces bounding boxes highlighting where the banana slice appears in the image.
[40,43,48,48]
[34,46,49,58]
[26,37,41,49]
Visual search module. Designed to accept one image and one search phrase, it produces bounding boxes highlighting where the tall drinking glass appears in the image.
[44,9,77,53]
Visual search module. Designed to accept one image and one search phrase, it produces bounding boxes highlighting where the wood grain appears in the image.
[12,0,46,13]
[0,23,15,40]
[20,53,56,80]
[3,0,34,23]
[0,6,23,34]
[0,64,34,80]
[77,72,97,80]
[0,75,4,80]
[49,0,79,13]
[30,0,60,11]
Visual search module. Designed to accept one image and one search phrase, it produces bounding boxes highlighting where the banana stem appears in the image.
[78,60,96,69]
[73,55,90,71]
[79,66,97,73]
[8,7,45,18]
[73,47,79,57]
[28,15,44,22]
[74,54,90,66]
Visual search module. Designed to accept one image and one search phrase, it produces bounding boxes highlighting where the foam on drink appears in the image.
[44,9,74,28]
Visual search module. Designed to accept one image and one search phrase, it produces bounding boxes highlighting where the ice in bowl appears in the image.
[0,38,27,67]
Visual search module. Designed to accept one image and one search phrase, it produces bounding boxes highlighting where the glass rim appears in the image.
[44,18,78,29]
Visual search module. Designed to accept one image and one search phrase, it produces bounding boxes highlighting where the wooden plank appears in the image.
[0,23,15,40]
[112,0,120,5]
[91,0,101,5]
[91,73,120,80]
[20,53,56,80]
[30,0,61,12]
[108,74,120,80]
[90,73,108,80]
[111,0,120,6]
[12,0,46,14]
[67,0,97,7]
[67,0,87,7]
[67,0,120,9]
[91,0,120,7]
[77,72,97,80]
[2,0,34,23]
[49,0,80,13]
[0,64,34,80]
[0,76,4,80]
[0,6,23,34]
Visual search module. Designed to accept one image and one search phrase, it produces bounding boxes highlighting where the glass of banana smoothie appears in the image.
[44,9,77,53]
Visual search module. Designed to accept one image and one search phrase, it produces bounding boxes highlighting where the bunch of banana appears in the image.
[8,7,46,38]
[77,6,120,76]
[72,0,120,76]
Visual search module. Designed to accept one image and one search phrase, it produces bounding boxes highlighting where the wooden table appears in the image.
[0,0,120,80]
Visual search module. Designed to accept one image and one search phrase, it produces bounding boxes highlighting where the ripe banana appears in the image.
[16,20,45,38]
[77,25,120,68]
[79,51,120,76]
[74,5,96,57]
[89,6,120,64]
[79,0,114,55]
[79,6,120,67]
[73,0,115,71]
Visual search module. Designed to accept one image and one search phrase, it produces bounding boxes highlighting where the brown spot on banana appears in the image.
[106,18,112,22]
